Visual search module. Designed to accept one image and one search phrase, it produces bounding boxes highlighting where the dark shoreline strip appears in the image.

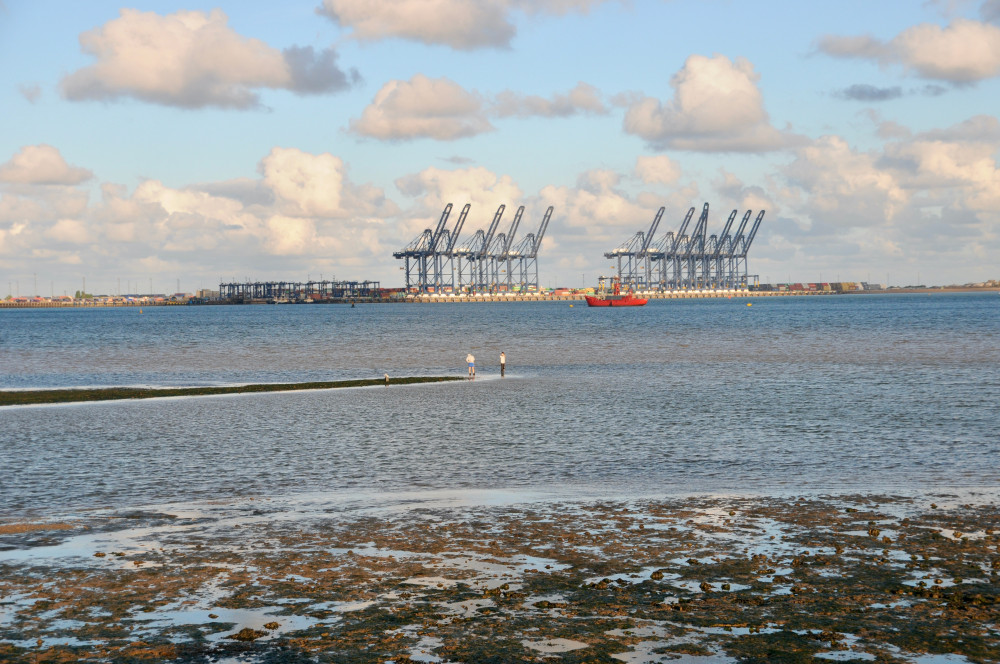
[0,376,463,406]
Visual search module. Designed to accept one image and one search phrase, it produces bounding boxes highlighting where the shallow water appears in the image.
[2,293,998,518]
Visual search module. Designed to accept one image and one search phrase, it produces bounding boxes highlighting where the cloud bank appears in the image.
[772,115,1000,274]
[0,146,398,284]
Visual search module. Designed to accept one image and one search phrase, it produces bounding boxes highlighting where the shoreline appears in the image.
[2,286,998,308]
[1,492,997,663]
[0,376,462,407]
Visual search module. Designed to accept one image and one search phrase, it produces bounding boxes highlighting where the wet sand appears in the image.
[1,492,998,663]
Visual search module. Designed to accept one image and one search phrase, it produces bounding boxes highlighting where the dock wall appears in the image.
[404,290,834,303]
[0,290,850,308]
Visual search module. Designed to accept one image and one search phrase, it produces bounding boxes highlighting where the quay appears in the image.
[405,289,834,303]
[0,290,836,308]
[11,288,996,309]
[0,299,184,309]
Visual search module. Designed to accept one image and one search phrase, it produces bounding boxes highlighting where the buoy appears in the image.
[139,308,142,313]
[746,303,752,307]
[569,304,574,307]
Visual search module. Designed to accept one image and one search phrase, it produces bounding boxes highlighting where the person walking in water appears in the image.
[466,353,475,378]
[500,351,506,377]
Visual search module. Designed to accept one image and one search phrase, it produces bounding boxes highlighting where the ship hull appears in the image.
[584,295,648,307]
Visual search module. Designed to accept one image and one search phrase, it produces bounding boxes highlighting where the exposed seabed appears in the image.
[2,489,998,663]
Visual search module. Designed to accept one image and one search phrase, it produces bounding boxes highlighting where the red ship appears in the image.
[584,276,648,307]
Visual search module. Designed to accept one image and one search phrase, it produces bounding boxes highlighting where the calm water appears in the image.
[2,294,998,518]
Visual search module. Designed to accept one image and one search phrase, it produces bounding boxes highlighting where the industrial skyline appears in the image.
[3,1,1000,295]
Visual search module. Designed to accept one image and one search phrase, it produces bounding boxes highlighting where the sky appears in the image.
[2,0,1000,296]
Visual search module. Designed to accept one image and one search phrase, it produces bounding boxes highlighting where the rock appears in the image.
[229,628,267,641]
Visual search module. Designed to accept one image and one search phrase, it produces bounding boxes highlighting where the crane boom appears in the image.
[730,210,752,248]
[446,204,470,253]
[682,203,710,257]
[476,205,505,259]
[531,206,553,257]
[712,210,738,257]
[670,207,696,252]
[502,206,524,256]
[639,207,665,255]
[741,210,764,255]
[429,204,452,251]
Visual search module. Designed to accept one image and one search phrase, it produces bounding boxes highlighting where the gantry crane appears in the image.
[612,203,764,291]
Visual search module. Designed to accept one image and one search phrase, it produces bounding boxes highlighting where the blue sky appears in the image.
[2,0,999,295]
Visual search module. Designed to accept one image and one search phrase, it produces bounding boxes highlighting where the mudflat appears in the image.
[1,493,997,663]
[0,376,462,407]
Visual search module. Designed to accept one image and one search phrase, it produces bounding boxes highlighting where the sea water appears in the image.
[1,293,998,518]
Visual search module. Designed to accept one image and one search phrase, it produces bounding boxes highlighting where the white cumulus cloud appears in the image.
[318,0,612,50]
[818,18,1000,83]
[45,219,91,244]
[539,169,653,234]
[773,117,1000,281]
[394,165,522,237]
[351,75,493,141]
[266,216,319,255]
[261,147,396,220]
[623,54,793,152]
[353,78,615,141]
[262,148,345,218]
[493,82,608,117]
[0,145,92,185]
[61,9,355,109]
[634,155,682,186]
[783,135,907,229]
[1,145,401,287]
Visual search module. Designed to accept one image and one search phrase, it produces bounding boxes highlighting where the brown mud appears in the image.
[1,494,998,663]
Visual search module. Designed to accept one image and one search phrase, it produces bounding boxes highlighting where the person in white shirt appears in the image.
[500,351,506,377]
